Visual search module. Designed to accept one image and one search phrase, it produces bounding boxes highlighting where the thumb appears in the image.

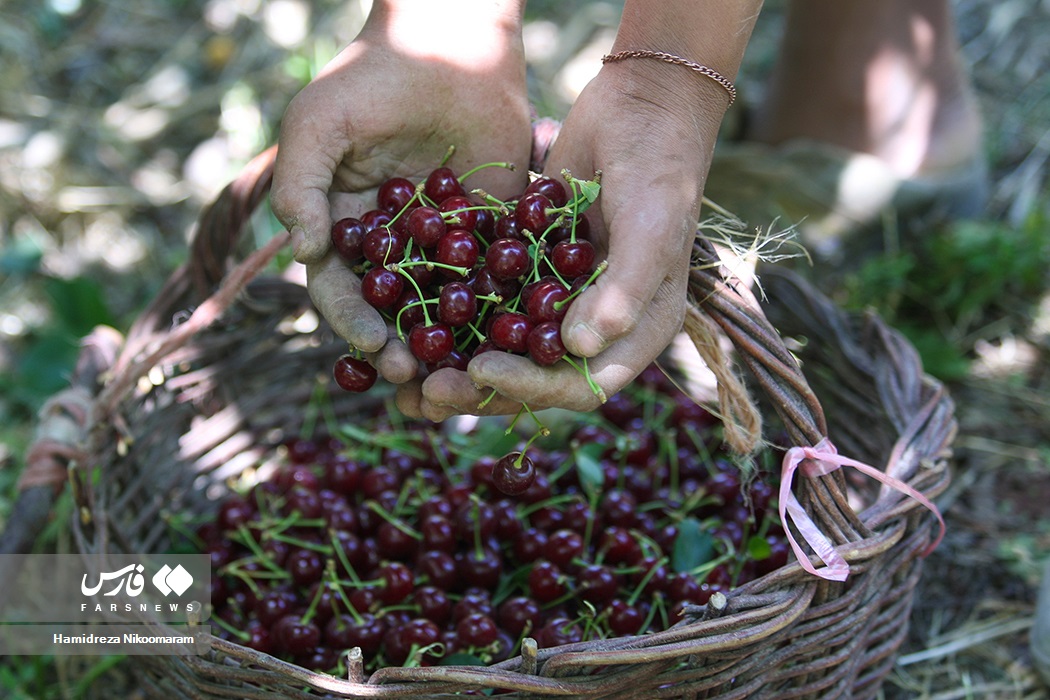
[561,195,695,358]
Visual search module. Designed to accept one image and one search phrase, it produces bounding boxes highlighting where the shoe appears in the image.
[704,138,989,265]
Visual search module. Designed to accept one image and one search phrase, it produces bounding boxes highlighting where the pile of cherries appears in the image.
[200,365,790,675]
[329,162,604,394]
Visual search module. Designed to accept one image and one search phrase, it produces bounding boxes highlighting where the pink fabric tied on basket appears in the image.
[779,437,946,582]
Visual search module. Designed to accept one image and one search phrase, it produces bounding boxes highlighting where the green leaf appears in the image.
[440,652,487,666]
[0,236,43,275]
[747,535,772,561]
[672,517,714,573]
[43,276,116,336]
[573,442,605,495]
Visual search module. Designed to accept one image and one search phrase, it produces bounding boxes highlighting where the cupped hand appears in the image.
[270,4,531,384]
[406,59,728,421]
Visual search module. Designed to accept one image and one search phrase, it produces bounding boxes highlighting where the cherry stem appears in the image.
[387,182,426,230]
[395,297,436,341]
[329,530,364,587]
[470,188,511,213]
[365,500,422,541]
[553,260,608,312]
[440,145,455,167]
[627,555,669,607]
[562,355,607,403]
[477,388,499,412]
[458,161,516,182]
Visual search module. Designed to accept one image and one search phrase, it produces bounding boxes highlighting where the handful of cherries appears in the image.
[198,366,790,676]
[329,159,605,397]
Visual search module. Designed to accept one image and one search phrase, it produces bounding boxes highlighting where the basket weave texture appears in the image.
[63,147,954,699]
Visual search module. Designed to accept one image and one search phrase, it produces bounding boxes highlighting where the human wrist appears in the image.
[365,0,526,64]
[609,0,761,114]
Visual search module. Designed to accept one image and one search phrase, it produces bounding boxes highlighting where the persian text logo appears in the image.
[80,563,195,598]
[81,564,146,597]
[152,565,194,597]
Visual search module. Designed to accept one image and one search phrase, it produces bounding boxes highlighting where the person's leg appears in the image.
[749,0,982,179]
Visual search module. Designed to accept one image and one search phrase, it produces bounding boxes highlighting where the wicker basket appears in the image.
[25,146,954,699]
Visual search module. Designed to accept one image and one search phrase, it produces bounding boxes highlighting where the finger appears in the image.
[366,329,419,385]
[271,92,351,264]
[306,253,387,352]
[395,379,426,419]
[561,187,694,358]
[420,368,528,419]
[468,352,621,413]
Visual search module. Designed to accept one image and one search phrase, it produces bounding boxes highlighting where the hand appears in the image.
[270,0,531,385]
[405,59,728,420]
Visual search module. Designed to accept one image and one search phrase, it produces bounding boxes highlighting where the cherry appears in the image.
[515,192,554,234]
[578,564,619,606]
[406,206,447,248]
[527,560,566,603]
[544,529,585,569]
[275,615,322,656]
[497,596,542,637]
[429,349,469,372]
[286,548,325,586]
[524,176,568,208]
[439,195,478,232]
[526,280,569,324]
[333,355,378,393]
[413,586,453,625]
[606,600,645,636]
[484,238,530,280]
[255,589,296,627]
[551,239,596,278]
[526,321,566,366]
[393,289,427,331]
[402,247,437,288]
[362,227,406,266]
[435,229,479,276]
[424,167,465,203]
[360,209,393,231]
[217,495,254,531]
[491,452,536,495]
[489,312,533,353]
[437,281,477,327]
[536,616,582,648]
[456,548,503,590]
[408,323,455,364]
[471,267,520,302]
[331,217,366,263]
[416,550,458,590]
[361,267,403,309]
[456,612,499,648]
[377,177,416,214]
[494,215,521,241]
[375,561,415,604]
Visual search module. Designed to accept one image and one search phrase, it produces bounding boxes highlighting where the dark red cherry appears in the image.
[526,321,566,366]
[526,280,569,323]
[524,176,569,207]
[424,167,465,203]
[489,313,533,353]
[491,452,536,495]
[408,323,455,364]
[362,227,406,266]
[515,192,554,233]
[437,281,477,327]
[331,217,366,263]
[333,355,378,392]
[392,289,427,331]
[551,239,596,278]
[435,229,479,277]
[439,195,478,232]
[406,206,447,248]
[485,238,530,280]
[360,209,393,231]
[361,267,403,308]
[377,177,416,214]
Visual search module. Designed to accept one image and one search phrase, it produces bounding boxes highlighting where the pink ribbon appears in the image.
[779,437,946,582]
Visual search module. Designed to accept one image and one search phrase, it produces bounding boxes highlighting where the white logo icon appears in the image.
[81,564,146,597]
[152,564,194,596]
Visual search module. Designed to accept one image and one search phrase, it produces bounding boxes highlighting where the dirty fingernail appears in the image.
[566,322,605,357]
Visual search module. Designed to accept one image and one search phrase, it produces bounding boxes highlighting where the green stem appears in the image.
[458,161,516,182]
